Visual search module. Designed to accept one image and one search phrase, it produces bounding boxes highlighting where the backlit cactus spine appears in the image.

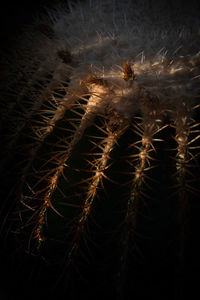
[1,0,200,298]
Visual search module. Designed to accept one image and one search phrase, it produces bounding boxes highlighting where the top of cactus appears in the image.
[26,0,200,108]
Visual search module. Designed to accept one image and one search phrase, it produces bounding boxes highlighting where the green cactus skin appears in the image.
[1,0,200,299]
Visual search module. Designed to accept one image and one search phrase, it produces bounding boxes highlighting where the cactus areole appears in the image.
[0,0,200,298]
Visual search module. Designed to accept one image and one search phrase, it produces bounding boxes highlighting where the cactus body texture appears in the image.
[1,0,200,299]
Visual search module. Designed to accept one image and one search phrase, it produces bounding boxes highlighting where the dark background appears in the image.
[0,1,58,50]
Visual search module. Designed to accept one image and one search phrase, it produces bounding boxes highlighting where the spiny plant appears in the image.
[1,0,200,299]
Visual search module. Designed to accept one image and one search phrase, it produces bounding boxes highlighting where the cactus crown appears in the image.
[0,0,200,298]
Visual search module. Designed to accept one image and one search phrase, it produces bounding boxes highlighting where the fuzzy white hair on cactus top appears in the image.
[27,0,199,132]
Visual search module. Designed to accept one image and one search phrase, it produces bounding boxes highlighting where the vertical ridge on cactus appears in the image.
[1,0,200,299]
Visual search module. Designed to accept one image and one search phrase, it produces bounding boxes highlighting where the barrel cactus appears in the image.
[1,0,200,299]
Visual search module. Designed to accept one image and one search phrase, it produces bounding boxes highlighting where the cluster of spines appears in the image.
[171,102,200,261]
[0,4,200,297]
[1,54,200,276]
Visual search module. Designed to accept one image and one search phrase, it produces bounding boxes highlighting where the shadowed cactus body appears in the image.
[1,0,200,299]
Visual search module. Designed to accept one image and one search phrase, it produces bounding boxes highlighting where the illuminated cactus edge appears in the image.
[1,0,200,298]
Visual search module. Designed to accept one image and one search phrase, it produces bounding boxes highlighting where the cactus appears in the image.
[1,0,200,299]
